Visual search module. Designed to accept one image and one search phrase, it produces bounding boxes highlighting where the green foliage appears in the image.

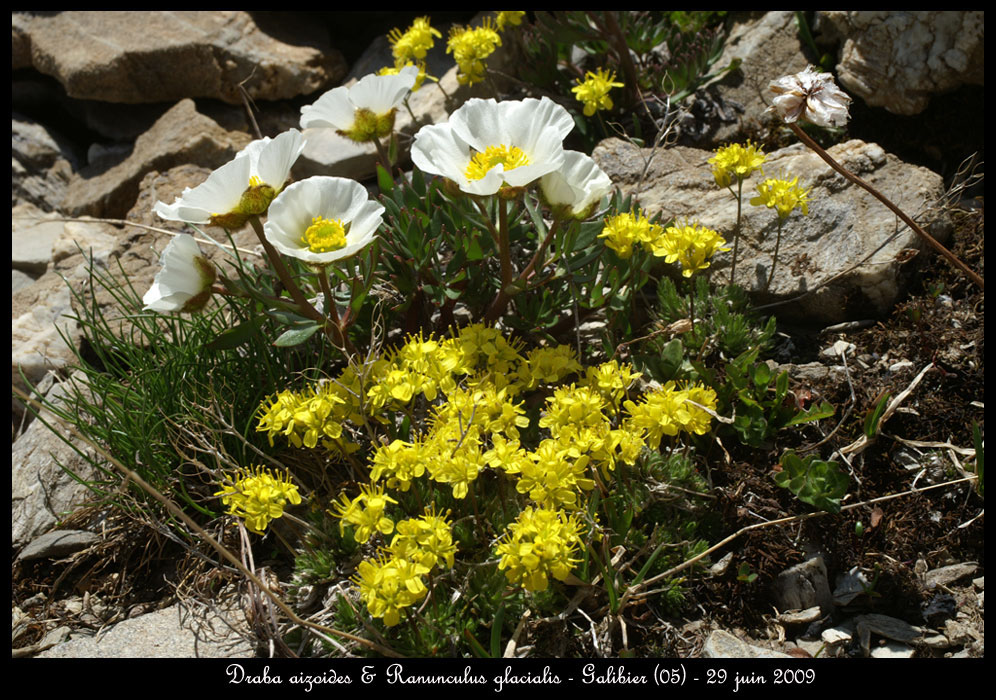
[23,250,325,519]
[773,451,849,513]
[863,391,892,439]
[725,350,834,448]
[736,562,758,584]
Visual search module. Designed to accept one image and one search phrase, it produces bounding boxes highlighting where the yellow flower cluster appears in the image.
[215,466,302,535]
[354,555,429,627]
[330,482,397,543]
[601,211,728,278]
[385,16,441,92]
[650,223,730,278]
[750,175,810,220]
[496,506,584,592]
[623,381,719,450]
[447,19,502,86]
[709,141,767,188]
[599,210,663,259]
[353,506,457,626]
[388,16,440,63]
[495,11,526,31]
[571,67,624,117]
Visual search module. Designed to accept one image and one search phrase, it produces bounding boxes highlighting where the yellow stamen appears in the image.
[464,144,530,181]
[303,216,348,253]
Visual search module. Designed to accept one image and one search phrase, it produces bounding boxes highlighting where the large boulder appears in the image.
[12,11,346,105]
[61,99,252,219]
[818,11,984,116]
[592,137,951,323]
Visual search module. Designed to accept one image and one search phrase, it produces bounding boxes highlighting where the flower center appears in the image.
[237,175,277,216]
[342,108,396,143]
[303,216,348,253]
[464,144,530,181]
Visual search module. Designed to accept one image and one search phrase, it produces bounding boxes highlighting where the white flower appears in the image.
[538,150,613,219]
[767,66,852,128]
[154,129,305,229]
[300,66,419,142]
[263,176,384,266]
[411,97,575,196]
[143,234,217,313]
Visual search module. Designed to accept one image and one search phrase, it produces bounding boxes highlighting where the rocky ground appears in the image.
[12,11,984,658]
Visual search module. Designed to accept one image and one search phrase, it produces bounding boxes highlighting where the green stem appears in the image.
[789,122,983,290]
[766,216,785,291]
[317,268,357,356]
[247,215,323,323]
[729,179,744,287]
[484,198,514,325]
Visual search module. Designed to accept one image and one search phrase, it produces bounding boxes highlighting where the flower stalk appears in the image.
[787,125,983,290]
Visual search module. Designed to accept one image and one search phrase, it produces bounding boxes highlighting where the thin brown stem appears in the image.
[247,215,323,324]
[789,122,983,290]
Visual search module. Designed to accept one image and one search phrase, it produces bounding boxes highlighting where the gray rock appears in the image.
[833,566,872,606]
[37,599,254,658]
[12,11,345,105]
[869,641,915,658]
[11,373,100,547]
[62,99,252,219]
[702,629,792,658]
[11,203,64,275]
[819,11,984,116]
[924,562,978,589]
[12,269,37,295]
[592,137,950,322]
[772,554,835,614]
[854,613,921,656]
[12,218,122,396]
[12,117,76,212]
[776,606,823,625]
[683,11,811,147]
[17,529,100,561]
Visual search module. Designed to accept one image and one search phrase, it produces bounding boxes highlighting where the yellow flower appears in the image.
[709,141,766,188]
[215,466,302,535]
[750,175,810,220]
[495,11,526,31]
[388,16,441,64]
[354,554,429,626]
[599,210,662,259]
[330,483,397,543]
[447,20,502,86]
[496,506,584,591]
[571,67,624,117]
[650,222,729,277]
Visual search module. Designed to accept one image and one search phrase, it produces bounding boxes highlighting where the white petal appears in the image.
[349,68,417,113]
[300,86,355,131]
[255,129,305,189]
[154,156,249,224]
[143,235,212,312]
[264,176,384,265]
[411,122,472,181]
[540,150,612,216]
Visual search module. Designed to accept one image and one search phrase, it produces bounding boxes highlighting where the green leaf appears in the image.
[752,362,771,389]
[863,391,892,439]
[773,451,849,513]
[376,164,394,194]
[784,401,835,427]
[204,316,265,350]
[273,324,321,347]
